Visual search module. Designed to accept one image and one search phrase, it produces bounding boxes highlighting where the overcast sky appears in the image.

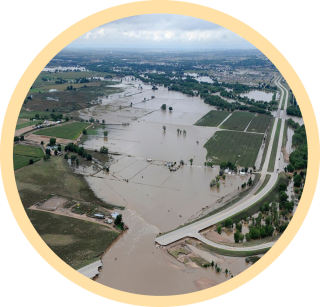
[69,14,254,49]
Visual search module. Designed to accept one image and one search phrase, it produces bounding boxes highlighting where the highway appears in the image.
[155,75,289,251]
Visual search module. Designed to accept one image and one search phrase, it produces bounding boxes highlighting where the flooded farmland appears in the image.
[79,79,257,294]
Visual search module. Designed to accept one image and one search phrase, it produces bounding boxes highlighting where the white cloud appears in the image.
[70,14,253,49]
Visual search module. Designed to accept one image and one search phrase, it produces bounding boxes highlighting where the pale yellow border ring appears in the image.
[1,1,319,306]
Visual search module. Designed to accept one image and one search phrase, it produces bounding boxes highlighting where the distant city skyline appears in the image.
[69,14,254,50]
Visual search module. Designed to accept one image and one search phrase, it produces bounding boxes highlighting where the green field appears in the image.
[13,155,40,170]
[220,111,255,131]
[16,120,42,130]
[268,119,282,172]
[13,144,44,170]
[204,130,263,167]
[27,210,119,269]
[194,110,230,127]
[247,115,272,133]
[34,122,89,140]
[13,144,44,158]
[19,110,51,119]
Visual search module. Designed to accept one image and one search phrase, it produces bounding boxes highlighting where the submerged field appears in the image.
[204,130,263,167]
[247,115,272,133]
[194,110,230,127]
[220,111,255,131]
[34,122,89,140]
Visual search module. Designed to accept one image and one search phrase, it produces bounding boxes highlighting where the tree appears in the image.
[234,230,240,243]
[217,224,222,234]
[225,269,228,274]
[43,154,50,161]
[29,159,34,165]
[20,135,25,141]
[54,150,58,156]
[41,141,44,145]
[45,148,51,155]
[169,106,173,111]
[247,176,253,186]
[64,154,69,159]
[236,223,242,232]
[100,146,108,154]
[189,158,193,165]
[279,183,287,192]
[104,131,108,137]
[293,174,302,187]
[114,214,124,230]
[82,129,87,135]
[58,145,61,152]
[14,136,19,142]
[49,138,56,146]
[87,154,92,161]
[225,218,233,228]
[245,233,251,242]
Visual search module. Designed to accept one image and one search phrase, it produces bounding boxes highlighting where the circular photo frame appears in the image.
[1,1,319,306]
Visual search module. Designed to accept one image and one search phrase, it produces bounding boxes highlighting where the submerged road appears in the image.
[155,75,289,251]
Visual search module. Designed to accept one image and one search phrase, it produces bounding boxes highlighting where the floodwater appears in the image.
[80,79,259,295]
[95,209,248,295]
[240,90,273,102]
[286,127,294,154]
[286,115,304,126]
[86,157,248,233]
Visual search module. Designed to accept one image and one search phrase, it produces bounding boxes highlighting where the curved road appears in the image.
[155,75,289,252]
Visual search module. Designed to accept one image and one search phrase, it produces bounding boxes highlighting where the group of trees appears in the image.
[287,105,302,117]
[14,135,24,142]
[64,143,92,161]
[285,120,307,171]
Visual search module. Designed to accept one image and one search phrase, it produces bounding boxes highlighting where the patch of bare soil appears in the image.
[282,147,290,163]
[203,228,233,244]
[15,126,35,136]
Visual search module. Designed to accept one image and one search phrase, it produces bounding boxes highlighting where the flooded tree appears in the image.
[180,160,184,165]
[163,125,166,132]
[217,224,222,234]
[100,146,108,154]
[161,104,166,110]
[183,130,186,135]
[169,106,173,111]
[104,131,108,137]
[189,158,193,165]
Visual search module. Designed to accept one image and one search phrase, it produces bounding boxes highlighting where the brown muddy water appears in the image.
[80,80,256,295]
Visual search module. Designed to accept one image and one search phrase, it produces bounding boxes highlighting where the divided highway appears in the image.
[155,75,289,251]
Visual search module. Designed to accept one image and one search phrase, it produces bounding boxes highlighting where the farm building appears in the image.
[94,214,105,219]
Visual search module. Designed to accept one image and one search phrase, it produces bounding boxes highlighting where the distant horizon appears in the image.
[68,14,255,50]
